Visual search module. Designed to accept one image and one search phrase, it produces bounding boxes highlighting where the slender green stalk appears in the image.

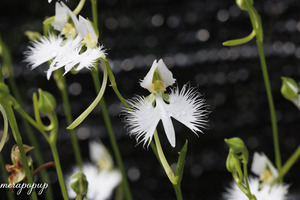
[90,66,132,200]
[173,184,183,200]
[54,69,83,170]
[277,145,300,181]
[48,112,69,200]
[0,153,15,200]
[49,142,69,200]
[256,42,282,174]
[5,106,38,200]
[153,131,176,184]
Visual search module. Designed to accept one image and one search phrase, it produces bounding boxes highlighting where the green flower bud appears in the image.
[236,0,253,10]
[0,83,10,101]
[226,153,238,172]
[281,77,299,100]
[70,172,88,197]
[225,137,249,163]
[38,89,56,115]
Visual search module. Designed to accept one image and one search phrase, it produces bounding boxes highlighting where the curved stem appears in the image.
[0,104,8,152]
[54,69,83,170]
[256,41,282,176]
[90,65,132,200]
[102,59,130,108]
[73,0,86,15]
[67,64,108,129]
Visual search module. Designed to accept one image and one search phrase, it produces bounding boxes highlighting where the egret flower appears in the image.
[25,2,105,79]
[67,141,121,200]
[223,152,289,200]
[251,152,278,185]
[124,59,209,147]
[223,177,289,200]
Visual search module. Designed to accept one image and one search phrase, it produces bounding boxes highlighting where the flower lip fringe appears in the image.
[124,83,210,148]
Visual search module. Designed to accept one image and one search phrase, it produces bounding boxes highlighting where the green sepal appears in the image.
[225,137,249,164]
[223,30,255,46]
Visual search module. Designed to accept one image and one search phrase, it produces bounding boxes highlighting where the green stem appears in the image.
[243,163,250,193]
[153,131,176,184]
[11,97,49,142]
[49,142,69,200]
[277,145,300,180]
[173,184,183,200]
[73,0,86,15]
[0,153,15,200]
[54,69,83,170]
[90,66,132,200]
[5,106,38,200]
[256,41,282,175]
[49,113,69,200]
[91,0,98,30]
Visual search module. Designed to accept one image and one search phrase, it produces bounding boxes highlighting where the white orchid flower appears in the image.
[89,140,114,171]
[251,152,278,184]
[25,2,105,79]
[67,164,121,200]
[223,177,288,200]
[124,59,208,147]
[67,141,121,200]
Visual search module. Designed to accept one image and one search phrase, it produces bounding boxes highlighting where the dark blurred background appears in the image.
[0,0,300,199]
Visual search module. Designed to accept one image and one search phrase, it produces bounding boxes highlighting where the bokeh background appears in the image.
[0,0,300,199]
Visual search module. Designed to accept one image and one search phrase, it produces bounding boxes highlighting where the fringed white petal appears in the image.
[24,34,63,69]
[124,96,160,147]
[223,177,289,200]
[140,59,176,92]
[124,85,208,147]
[251,152,278,178]
[167,84,209,134]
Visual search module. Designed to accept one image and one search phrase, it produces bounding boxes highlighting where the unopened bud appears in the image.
[70,172,88,197]
[281,77,298,100]
[225,137,249,163]
[38,89,56,114]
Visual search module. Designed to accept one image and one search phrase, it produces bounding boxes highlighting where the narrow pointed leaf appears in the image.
[0,104,8,152]
[176,140,188,183]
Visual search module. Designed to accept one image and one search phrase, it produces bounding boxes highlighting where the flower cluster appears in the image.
[124,59,209,147]
[25,2,105,80]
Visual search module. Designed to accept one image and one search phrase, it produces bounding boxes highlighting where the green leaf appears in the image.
[0,104,8,152]
[176,140,188,183]
[223,30,255,46]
